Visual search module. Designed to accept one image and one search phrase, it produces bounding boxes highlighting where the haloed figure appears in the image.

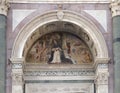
[51,47,61,63]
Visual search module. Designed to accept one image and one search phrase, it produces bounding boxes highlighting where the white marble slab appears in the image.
[25,83,94,93]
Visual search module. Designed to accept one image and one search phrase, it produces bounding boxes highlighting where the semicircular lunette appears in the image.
[26,32,93,65]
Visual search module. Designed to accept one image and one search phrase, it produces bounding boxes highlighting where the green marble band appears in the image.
[0,15,6,93]
[113,38,120,43]
[113,16,120,93]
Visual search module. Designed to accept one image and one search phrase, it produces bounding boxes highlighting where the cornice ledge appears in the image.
[10,57,25,63]
[95,57,110,64]
[9,0,110,4]
[110,1,120,17]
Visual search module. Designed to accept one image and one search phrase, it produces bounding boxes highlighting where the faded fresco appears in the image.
[26,32,92,64]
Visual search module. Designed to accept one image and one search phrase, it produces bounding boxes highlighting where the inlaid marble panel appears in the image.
[25,83,94,93]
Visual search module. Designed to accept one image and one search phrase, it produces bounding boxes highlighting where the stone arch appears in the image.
[10,10,110,93]
[11,10,109,64]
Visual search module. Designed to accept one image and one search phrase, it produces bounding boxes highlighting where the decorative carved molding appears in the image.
[110,1,120,17]
[12,63,23,69]
[95,64,109,85]
[0,0,9,16]
[94,58,110,68]
[10,57,24,93]
[12,73,23,85]
[95,72,109,85]
[97,63,108,69]
[10,57,24,69]
[57,10,64,21]
[57,4,64,21]
[24,70,95,76]
[94,64,109,93]
[10,57,24,63]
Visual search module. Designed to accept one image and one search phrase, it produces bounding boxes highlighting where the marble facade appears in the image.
[4,0,115,93]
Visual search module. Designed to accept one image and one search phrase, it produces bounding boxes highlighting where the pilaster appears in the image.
[0,15,6,93]
[10,58,24,93]
[110,1,120,93]
[0,1,9,93]
[95,64,109,93]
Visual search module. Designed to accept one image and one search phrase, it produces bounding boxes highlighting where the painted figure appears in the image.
[35,41,46,61]
[27,32,92,64]
[51,47,61,63]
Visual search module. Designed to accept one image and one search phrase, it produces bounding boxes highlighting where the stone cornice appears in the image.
[9,0,110,3]
[10,57,24,63]
[110,1,120,17]
[0,0,9,16]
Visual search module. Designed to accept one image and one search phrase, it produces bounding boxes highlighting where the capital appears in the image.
[0,0,10,16]
[95,64,109,85]
[110,1,120,17]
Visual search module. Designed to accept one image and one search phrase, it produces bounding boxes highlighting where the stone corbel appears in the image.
[94,57,110,68]
[10,57,24,71]
[110,1,120,17]
[10,57,24,78]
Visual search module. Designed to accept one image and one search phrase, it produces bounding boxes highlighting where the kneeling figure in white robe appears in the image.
[51,47,61,63]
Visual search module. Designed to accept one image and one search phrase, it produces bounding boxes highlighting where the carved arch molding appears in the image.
[10,10,110,93]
